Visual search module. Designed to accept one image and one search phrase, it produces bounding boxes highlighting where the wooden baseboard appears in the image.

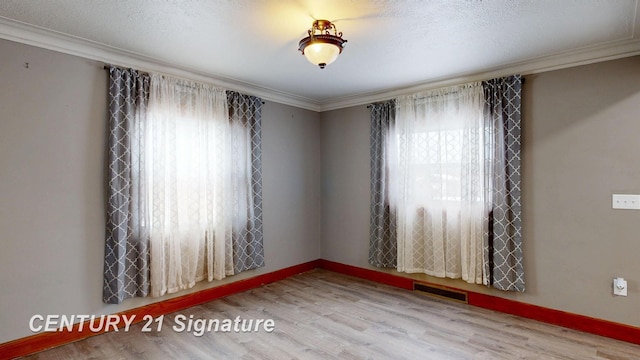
[468,292,640,345]
[318,259,414,290]
[317,259,640,346]
[0,260,320,360]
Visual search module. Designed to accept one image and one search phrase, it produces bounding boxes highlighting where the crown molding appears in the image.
[0,17,322,112]
[2,16,640,113]
[318,37,640,111]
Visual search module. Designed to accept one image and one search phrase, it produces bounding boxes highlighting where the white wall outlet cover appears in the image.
[613,277,628,296]
[612,194,640,210]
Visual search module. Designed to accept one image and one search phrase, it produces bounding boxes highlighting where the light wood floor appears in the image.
[22,270,640,359]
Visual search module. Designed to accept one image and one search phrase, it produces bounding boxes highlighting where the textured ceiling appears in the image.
[1,0,640,110]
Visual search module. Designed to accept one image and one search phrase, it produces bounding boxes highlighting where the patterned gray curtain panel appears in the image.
[482,75,525,292]
[227,91,266,274]
[369,101,398,268]
[103,66,151,304]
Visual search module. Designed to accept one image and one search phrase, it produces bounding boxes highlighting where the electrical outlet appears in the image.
[613,277,627,296]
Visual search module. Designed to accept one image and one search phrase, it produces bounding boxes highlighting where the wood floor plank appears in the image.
[20,270,640,360]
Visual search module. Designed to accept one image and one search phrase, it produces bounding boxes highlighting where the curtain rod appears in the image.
[103,65,265,104]
[366,77,525,108]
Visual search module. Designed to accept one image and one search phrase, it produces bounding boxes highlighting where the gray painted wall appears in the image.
[320,56,640,328]
[0,38,321,343]
[320,105,371,267]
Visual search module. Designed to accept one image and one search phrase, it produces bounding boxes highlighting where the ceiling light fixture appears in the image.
[298,19,347,69]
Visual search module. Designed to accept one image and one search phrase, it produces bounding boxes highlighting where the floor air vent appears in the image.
[413,282,468,303]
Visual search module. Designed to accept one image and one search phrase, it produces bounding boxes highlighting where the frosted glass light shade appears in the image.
[303,42,341,68]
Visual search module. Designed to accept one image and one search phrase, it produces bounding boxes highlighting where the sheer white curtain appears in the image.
[141,74,235,297]
[390,83,485,284]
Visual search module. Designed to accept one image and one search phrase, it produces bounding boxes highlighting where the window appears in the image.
[403,129,481,202]
[388,83,486,283]
[104,67,264,304]
[370,76,524,291]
